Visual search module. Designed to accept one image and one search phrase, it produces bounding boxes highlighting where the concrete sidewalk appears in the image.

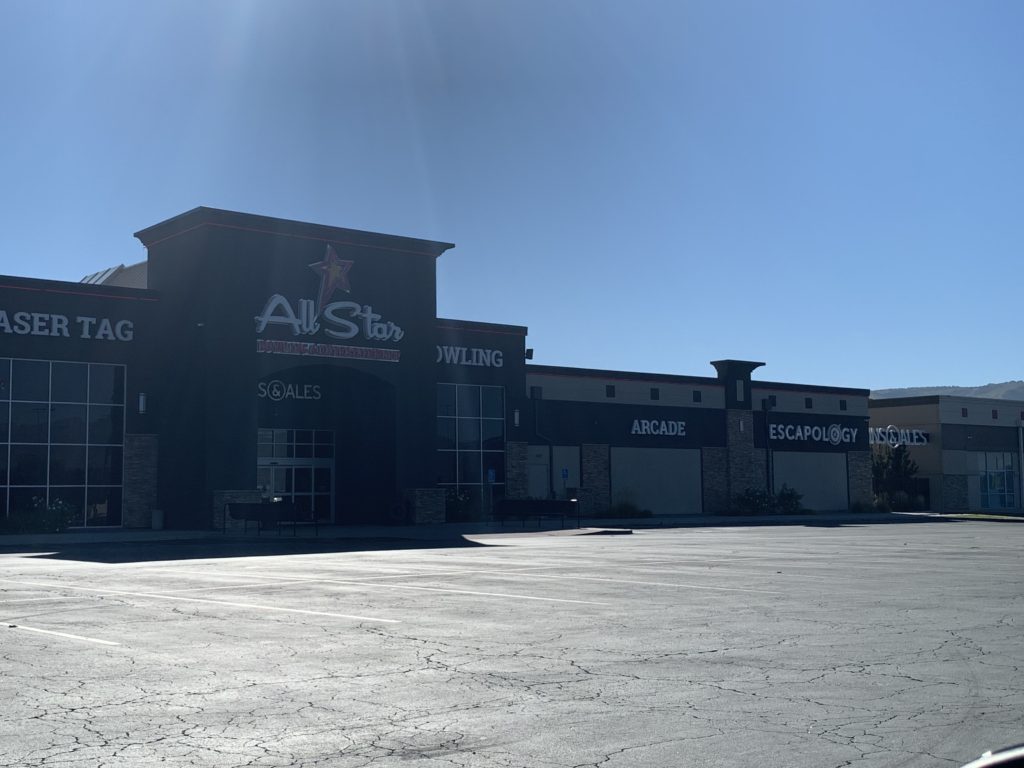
[0,510,954,549]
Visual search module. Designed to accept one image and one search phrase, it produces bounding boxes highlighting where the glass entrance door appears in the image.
[257,429,334,523]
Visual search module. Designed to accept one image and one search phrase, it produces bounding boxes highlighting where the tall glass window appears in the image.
[979,452,1016,510]
[437,383,505,515]
[256,429,335,522]
[0,358,126,527]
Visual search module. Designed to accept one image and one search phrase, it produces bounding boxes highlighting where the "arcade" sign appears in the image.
[631,418,687,437]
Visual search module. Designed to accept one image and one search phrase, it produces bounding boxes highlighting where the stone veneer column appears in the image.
[726,410,767,500]
[406,488,446,524]
[123,434,158,528]
[212,489,263,532]
[505,441,528,499]
[941,475,969,512]
[580,443,610,517]
[711,360,767,508]
[701,447,729,514]
[846,451,872,508]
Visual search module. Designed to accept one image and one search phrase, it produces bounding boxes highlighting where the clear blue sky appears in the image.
[2,1,1021,390]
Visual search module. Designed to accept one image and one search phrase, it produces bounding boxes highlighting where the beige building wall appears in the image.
[937,397,1024,427]
[526,372,723,408]
[871,396,1024,512]
[755,387,867,418]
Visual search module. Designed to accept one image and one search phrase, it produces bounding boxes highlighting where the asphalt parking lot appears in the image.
[1,519,1022,768]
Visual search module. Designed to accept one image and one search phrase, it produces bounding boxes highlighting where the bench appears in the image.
[493,498,579,529]
[225,501,319,537]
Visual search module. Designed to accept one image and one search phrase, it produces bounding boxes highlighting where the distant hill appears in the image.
[871,381,1024,401]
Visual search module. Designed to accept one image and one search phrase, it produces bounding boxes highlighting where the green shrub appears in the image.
[600,502,652,519]
[731,486,804,515]
[0,497,78,534]
[774,485,804,515]
[445,487,486,522]
[732,489,776,515]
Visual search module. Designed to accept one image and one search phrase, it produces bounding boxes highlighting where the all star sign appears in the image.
[254,245,405,361]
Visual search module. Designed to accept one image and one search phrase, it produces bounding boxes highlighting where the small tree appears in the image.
[872,445,921,510]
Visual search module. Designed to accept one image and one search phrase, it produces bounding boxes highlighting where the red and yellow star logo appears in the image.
[308,244,353,314]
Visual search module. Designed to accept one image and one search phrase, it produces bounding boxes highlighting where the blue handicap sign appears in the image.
[561,467,569,480]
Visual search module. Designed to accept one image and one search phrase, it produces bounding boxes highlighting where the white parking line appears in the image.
[395,561,569,573]
[322,579,610,605]
[7,624,120,646]
[150,565,772,597]
[437,569,783,594]
[0,596,92,604]
[145,571,610,605]
[0,579,399,623]
[280,563,778,595]
[315,566,550,582]
[314,567,781,594]
[156,571,525,587]
[150,579,318,594]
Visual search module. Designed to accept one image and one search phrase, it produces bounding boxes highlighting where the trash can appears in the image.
[151,509,164,531]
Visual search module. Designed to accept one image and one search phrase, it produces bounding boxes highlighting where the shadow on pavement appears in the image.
[793,519,948,528]
[0,513,1004,563]
[790,515,962,528]
[632,513,964,529]
[4,536,489,564]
